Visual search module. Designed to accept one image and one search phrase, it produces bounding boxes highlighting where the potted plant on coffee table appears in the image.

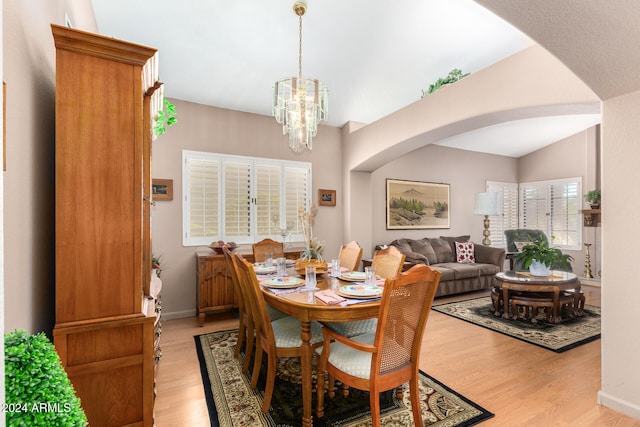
[515,234,573,276]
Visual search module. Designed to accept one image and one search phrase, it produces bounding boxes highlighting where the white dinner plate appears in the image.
[261,277,305,288]
[337,285,383,299]
[254,265,277,275]
[339,271,366,282]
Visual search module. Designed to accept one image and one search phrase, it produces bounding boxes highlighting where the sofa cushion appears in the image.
[408,238,437,265]
[436,262,480,280]
[440,235,471,256]
[455,241,475,263]
[430,238,454,263]
[474,263,500,276]
[428,265,455,282]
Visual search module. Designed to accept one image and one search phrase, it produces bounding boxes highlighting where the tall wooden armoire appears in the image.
[51,24,162,427]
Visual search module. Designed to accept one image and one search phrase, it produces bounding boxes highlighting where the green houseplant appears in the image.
[153,97,177,136]
[421,68,470,97]
[515,235,573,275]
[584,189,601,208]
[5,329,87,426]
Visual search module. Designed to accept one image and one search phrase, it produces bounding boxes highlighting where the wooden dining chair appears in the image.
[222,246,255,372]
[371,245,406,279]
[235,254,324,413]
[252,238,285,263]
[321,245,406,339]
[315,264,442,427]
[338,241,363,272]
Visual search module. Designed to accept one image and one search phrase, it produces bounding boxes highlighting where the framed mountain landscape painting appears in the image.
[386,179,450,229]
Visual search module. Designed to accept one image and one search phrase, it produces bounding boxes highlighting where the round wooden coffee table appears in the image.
[494,270,581,323]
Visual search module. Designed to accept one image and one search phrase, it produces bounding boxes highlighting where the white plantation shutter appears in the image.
[183,151,311,246]
[486,181,518,247]
[519,177,582,250]
[284,166,310,239]
[520,182,548,231]
[185,156,219,245]
[255,164,281,238]
[549,180,580,247]
[224,161,252,240]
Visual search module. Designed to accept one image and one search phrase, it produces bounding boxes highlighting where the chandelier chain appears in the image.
[298,13,303,78]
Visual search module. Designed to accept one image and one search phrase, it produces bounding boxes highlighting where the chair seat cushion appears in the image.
[316,333,376,379]
[272,317,323,347]
[320,319,378,338]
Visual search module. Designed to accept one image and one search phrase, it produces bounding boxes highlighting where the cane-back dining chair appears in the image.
[315,264,442,427]
[321,245,406,339]
[338,241,364,272]
[371,245,406,279]
[252,238,284,263]
[235,254,324,413]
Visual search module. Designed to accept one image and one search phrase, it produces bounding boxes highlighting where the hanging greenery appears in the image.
[153,97,177,136]
[421,68,470,98]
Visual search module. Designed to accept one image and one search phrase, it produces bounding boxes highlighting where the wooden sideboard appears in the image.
[196,249,302,325]
[52,24,162,426]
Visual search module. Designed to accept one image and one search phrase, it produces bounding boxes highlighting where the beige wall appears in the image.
[151,100,343,318]
[3,0,97,334]
[599,90,640,415]
[371,144,517,252]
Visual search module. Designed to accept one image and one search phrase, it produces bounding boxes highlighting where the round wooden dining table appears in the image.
[260,270,381,427]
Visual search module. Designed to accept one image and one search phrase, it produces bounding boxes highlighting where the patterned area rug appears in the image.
[195,329,494,427]
[432,297,600,352]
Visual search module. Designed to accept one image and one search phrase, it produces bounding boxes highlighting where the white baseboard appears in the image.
[162,309,197,320]
[597,390,640,420]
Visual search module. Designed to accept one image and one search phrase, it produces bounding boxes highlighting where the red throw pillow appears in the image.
[455,241,475,264]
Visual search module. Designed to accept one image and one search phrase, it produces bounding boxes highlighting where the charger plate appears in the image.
[339,271,366,282]
[337,284,383,299]
[261,277,305,289]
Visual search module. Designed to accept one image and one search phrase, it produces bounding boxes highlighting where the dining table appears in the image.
[259,268,382,427]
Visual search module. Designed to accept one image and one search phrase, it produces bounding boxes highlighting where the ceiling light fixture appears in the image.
[273,1,328,153]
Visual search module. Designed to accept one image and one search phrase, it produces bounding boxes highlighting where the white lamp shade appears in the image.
[474,192,500,216]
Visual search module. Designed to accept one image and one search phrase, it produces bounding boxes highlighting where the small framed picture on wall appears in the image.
[318,189,336,206]
[152,179,173,201]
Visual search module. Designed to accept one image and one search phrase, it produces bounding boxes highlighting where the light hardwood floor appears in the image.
[154,286,640,427]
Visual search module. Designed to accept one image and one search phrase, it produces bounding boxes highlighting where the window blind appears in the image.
[486,181,518,247]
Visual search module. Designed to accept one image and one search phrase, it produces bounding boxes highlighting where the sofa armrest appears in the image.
[474,244,506,270]
[398,251,429,265]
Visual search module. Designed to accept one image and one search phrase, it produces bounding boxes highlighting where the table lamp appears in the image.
[474,192,500,245]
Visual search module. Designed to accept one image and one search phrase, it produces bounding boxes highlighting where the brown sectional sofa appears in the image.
[386,235,505,297]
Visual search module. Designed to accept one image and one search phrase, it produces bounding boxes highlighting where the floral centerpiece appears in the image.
[295,205,328,274]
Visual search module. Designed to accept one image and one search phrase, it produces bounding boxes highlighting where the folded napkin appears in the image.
[314,289,347,305]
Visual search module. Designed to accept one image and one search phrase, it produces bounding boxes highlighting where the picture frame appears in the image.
[152,179,173,201]
[386,178,450,229]
[318,189,336,206]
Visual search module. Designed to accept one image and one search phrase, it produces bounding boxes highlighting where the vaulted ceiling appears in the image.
[91,0,601,157]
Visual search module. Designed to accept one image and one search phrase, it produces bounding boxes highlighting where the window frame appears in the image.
[485,181,519,248]
[182,150,311,247]
[518,177,582,250]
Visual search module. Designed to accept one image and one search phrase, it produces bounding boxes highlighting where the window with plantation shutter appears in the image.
[185,156,219,242]
[519,177,582,250]
[486,181,518,248]
[224,161,251,240]
[183,150,311,246]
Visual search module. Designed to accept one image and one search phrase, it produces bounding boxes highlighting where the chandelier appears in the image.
[273,1,328,153]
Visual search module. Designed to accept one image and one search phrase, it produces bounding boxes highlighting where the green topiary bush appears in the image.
[5,329,87,426]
